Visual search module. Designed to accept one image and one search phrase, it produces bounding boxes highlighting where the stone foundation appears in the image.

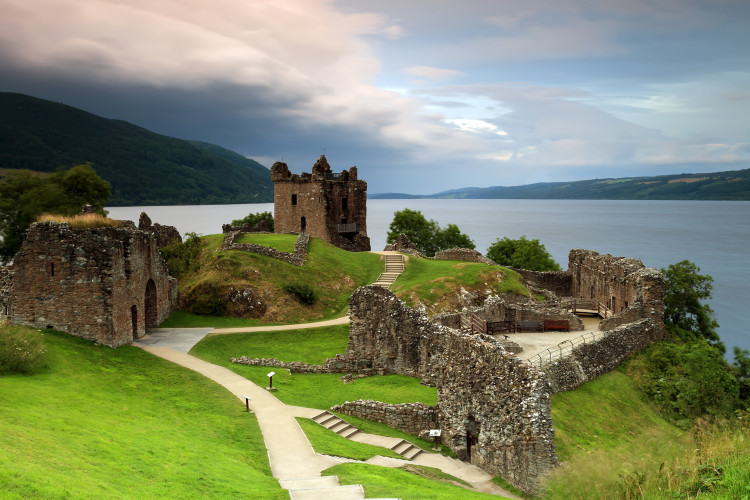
[331,400,438,436]
[433,248,496,265]
[221,232,310,266]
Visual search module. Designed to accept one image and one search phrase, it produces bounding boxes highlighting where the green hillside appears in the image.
[0,92,273,205]
[372,168,750,200]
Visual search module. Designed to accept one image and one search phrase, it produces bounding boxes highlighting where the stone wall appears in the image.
[568,249,665,333]
[433,248,497,265]
[8,221,177,347]
[271,155,370,252]
[137,212,182,248]
[221,232,309,266]
[331,400,438,437]
[346,286,557,494]
[512,269,572,297]
[540,319,662,393]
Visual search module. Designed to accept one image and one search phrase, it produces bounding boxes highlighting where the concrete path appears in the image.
[133,342,517,499]
[209,315,350,336]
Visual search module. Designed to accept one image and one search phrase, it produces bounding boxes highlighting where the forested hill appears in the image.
[0,92,273,206]
[372,168,750,201]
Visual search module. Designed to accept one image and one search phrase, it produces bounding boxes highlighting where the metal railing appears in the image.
[525,330,607,368]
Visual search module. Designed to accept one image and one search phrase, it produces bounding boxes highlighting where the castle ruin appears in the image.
[271,155,370,252]
[0,219,178,347]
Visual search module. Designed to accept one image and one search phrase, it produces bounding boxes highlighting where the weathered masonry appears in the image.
[3,221,177,347]
[271,155,370,252]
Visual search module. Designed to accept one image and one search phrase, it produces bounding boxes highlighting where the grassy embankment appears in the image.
[0,326,285,499]
[160,233,383,326]
[390,255,529,315]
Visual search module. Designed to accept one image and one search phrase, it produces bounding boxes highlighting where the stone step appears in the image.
[288,484,365,500]
[390,439,423,460]
[311,412,360,438]
[279,476,340,490]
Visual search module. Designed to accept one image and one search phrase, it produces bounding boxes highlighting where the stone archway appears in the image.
[145,279,158,329]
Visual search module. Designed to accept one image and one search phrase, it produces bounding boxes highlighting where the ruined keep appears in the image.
[271,155,370,252]
[3,221,177,347]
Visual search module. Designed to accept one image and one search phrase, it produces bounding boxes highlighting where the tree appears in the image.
[0,164,110,261]
[732,347,750,403]
[661,260,723,353]
[386,209,474,256]
[486,236,561,271]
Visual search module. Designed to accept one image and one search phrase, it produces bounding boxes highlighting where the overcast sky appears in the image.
[2,0,748,193]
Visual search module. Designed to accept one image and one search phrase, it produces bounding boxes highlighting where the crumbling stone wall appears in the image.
[433,248,497,265]
[331,400,438,437]
[512,269,572,297]
[8,221,177,347]
[221,232,309,266]
[271,155,370,252]
[347,286,557,494]
[137,212,182,248]
[569,249,665,333]
[540,319,662,393]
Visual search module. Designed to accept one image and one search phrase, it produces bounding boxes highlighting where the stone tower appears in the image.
[271,155,370,252]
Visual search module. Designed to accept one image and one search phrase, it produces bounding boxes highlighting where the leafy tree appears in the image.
[732,347,750,404]
[486,236,561,271]
[386,209,474,256]
[230,211,274,231]
[0,164,110,261]
[661,260,723,353]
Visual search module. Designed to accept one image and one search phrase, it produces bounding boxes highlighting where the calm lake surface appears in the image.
[108,199,750,358]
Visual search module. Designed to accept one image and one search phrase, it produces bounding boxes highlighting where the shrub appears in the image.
[230,211,274,231]
[486,235,561,271]
[283,282,317,305]
[0,323,48,375]
[159,232,203,278]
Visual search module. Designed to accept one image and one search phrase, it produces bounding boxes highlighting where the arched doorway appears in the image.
[131,305,138,339]
[145,279,158,329]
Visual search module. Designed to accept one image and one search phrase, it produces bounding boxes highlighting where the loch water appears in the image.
[108,199,750,358]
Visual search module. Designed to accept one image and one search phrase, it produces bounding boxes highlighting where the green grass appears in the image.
[323,463,512,499]
[0,327,285,499]
[235,233,296,253]
[160,310,273,328]
[189,327,437,410]
[197,325,350,364]
[170,234,383,323]
[296,417,403,460]
[391,256,528,313]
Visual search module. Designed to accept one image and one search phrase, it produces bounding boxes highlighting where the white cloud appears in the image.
[403,66,465,81]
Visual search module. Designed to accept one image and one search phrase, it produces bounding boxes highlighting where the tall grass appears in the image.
[36,212,122,228]
[0,323,48,374]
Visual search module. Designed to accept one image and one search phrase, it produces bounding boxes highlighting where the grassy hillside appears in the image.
[372,168,750,201]
[0,92,273,205]
[161,234,383,325]
[0,327,285,499]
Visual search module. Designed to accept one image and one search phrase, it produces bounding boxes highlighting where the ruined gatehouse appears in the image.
[1,219,178,347]
[271,155,371,251]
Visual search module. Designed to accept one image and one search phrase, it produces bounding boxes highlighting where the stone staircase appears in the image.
[281,476,365,500]
[312,411,360,439]
[389,439,423,460]
[373,254,404,288]
[311,411,424,461]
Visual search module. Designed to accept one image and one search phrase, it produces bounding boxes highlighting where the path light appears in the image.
[243,394,251,412]
[267,371,276,391]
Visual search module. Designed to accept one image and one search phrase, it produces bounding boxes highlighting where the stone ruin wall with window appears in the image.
[4,221,177,347]
[271,155,370,252]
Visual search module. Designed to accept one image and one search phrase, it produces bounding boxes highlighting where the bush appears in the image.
[486,235,561,271]
[160,232,203,278]
[386,209,474,257]
[0,323,48,375]
[230,211,274,231]
[283,282,317,305]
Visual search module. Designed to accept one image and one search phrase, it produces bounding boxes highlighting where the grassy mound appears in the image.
[390,255,529,315]
[0,326,284,499]
[161,234,383,324]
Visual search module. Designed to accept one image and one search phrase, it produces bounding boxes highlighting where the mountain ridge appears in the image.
[0,92,273,206]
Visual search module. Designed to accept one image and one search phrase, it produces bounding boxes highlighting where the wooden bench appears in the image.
[487,321,515,334]
[516,320,544,332]
[544,319,570,332]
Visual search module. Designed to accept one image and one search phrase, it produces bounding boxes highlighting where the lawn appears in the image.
[189,325,437,410]
[296,417,403,460]
[235,232,296,253]
[0,327,285,499]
